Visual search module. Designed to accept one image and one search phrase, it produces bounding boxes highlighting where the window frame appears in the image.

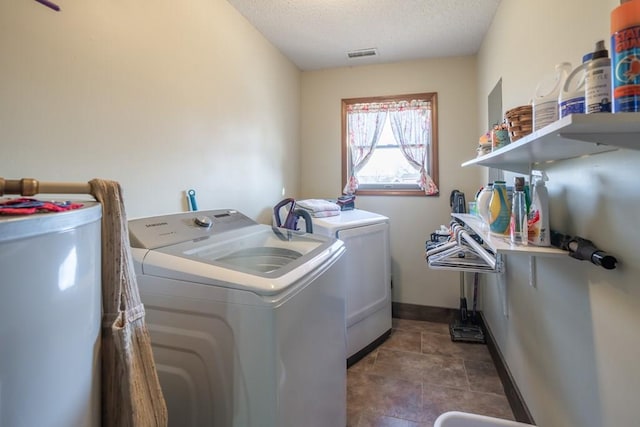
[341,92,439,197]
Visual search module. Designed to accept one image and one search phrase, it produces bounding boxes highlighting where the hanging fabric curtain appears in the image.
[389,100,439,195]
[343,103,387,194]
[90,179,168,427]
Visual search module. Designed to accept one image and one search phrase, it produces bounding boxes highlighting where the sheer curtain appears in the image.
[343,103,387,194]
[389,100,439,195]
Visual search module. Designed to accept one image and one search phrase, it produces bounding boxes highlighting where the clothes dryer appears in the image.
[310,209,392,365]
[128,209,347,427]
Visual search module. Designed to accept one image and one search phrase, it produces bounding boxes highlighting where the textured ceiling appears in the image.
[226,0,502,71]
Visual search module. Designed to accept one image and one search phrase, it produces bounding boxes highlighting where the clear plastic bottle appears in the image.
[510,177,528,245]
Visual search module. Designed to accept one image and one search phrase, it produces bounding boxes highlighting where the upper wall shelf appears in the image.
[462,113,640,174]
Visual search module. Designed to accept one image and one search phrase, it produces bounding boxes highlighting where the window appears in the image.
[341,92,439,196]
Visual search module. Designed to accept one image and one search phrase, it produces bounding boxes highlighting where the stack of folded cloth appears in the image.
[336,195,355,211]
[296,199,341,218]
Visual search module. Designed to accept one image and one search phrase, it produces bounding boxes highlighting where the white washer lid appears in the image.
[134,221,345,295]
[138,235,344,295]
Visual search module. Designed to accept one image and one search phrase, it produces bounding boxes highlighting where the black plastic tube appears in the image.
[551,230,617,270]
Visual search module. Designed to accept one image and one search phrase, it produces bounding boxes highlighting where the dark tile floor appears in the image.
[347,318,515,427]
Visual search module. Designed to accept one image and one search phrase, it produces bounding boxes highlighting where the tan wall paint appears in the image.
[300,57,482,307]
[0,0,300,223]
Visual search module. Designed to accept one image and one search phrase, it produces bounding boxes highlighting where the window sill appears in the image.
[355,188,438,197]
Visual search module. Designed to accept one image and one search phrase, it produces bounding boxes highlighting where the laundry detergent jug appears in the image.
[533,62,572,130]
[489,181,510,235]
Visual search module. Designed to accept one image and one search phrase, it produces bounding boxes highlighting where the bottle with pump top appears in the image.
[510,177,528,245]
[585,40,612,113]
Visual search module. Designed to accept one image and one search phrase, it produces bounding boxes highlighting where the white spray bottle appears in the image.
[528,171,550,246]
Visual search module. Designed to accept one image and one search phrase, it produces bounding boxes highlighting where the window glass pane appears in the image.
[356,117,420,185]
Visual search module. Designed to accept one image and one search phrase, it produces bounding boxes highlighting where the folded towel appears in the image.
[306,209,340,218]
[297,199,340,213]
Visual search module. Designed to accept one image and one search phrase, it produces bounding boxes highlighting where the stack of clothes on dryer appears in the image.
[297,199,341,218]
[335,194,355,211]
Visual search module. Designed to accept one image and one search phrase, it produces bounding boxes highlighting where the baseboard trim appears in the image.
[392,302,535,425]
[478,312,535,425]
[347,329,392,368]
[391,301,458,324]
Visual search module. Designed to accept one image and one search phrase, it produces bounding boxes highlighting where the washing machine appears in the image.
[310,209,392,366]
[128,209,347,427]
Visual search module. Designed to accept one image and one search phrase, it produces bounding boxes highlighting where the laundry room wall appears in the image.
[0,0,300,222]
[300,57,482,308]
[477,0,640,426]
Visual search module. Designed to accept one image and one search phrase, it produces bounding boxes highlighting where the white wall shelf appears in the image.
[454,112,636,313]
[462,113,640,174]
[451,213,566,257]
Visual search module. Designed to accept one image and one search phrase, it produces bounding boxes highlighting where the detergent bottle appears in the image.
[476,183,493,227]
[559,55,591,117]
[611,0,640,112]
[528,171,550,246]
[489,181,510,235]
[533,62,572,130]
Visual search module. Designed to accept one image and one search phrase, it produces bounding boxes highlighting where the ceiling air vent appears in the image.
[347,48,378,59]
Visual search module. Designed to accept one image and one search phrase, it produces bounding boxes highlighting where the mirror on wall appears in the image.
[487,78,504,182]
[488,78,502,129]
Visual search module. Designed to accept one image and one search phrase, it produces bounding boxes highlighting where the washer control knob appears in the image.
[194,216,213,228]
